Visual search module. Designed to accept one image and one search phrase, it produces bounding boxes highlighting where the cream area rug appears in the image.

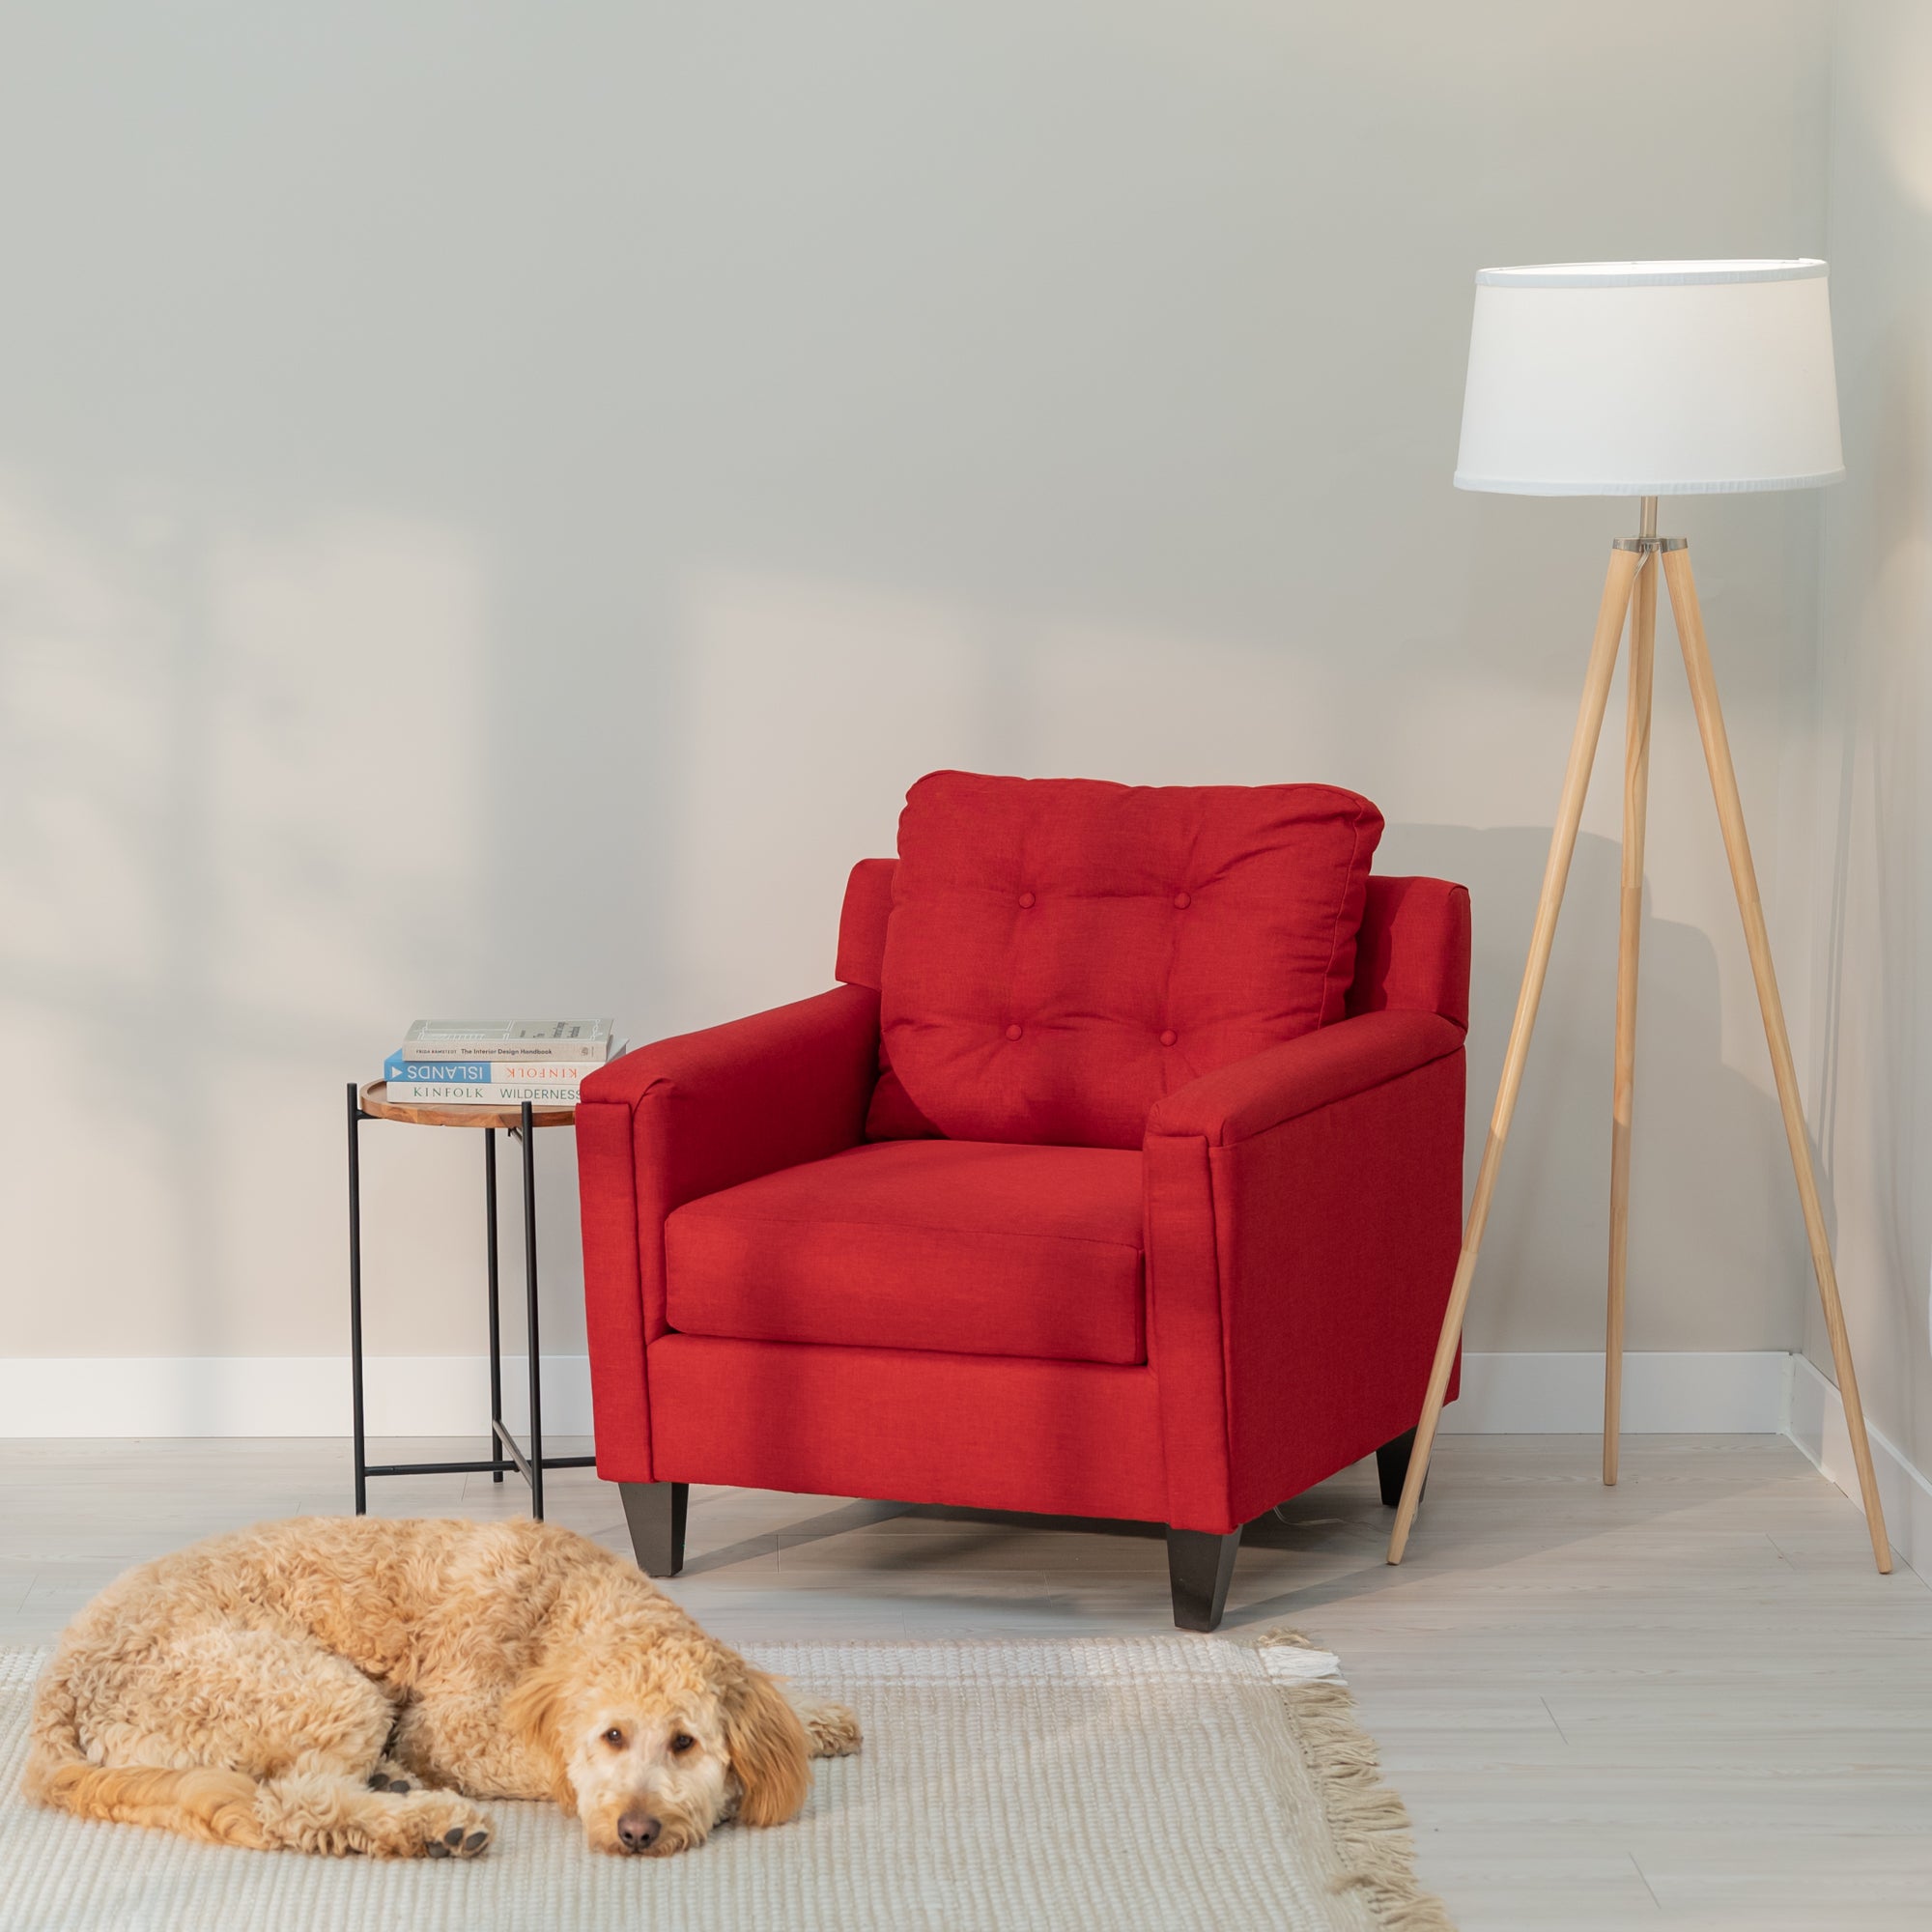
[0,1634,1452,1932]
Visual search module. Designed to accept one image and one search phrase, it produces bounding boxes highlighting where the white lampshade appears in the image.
[1454,260,1844,497]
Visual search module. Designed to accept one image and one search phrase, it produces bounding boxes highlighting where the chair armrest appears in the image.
[1145,1010,1465,1148]
[582,984,880,1198]
[575,983,880,1482]
[1143,1011,1466,1531]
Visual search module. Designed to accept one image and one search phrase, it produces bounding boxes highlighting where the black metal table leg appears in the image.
[346,1082,367,1516]
[356,1084,593,1514]
[485,1128,504,1483]
[521,1100,544,1520]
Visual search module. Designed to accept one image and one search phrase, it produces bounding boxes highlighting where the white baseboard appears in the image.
[0,1355,596,1440]
[1785,1352,1932,1581]
[0,1349,1789,1441]
[1437,1350,1791,1434]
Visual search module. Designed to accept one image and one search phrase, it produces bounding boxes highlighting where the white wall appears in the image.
[0,2,1835,1388]
[1802,0,1932,1480]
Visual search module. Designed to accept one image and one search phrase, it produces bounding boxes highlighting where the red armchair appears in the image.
[577,774,1468,1629]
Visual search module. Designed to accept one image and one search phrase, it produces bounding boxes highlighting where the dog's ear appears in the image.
[501,1657,580,1813]
[722,1667,811,1828]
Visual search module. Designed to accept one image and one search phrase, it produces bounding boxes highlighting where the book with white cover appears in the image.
[386,1078,587,1105]
[399,1019,614,1064]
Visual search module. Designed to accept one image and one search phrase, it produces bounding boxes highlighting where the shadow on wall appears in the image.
[0,481,599,1366]
[1809,290,1930,1444]
[1383,822,1812,1355]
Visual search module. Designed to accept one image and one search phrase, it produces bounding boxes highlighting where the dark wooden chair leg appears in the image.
[1165,1526,1240,1632]
[620,1481,689,1577]
[1376,1426,1426,1509]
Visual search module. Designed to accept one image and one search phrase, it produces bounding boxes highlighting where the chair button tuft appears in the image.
[1174,892,1191,909]
[1006,1024,1024,1041]
[1018,892,1036,908]
[1160,1030,1177,1047]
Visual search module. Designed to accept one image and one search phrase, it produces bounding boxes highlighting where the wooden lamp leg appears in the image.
[1388,546,1643,1564]
[1660,548,1891,1573]
[1605,550,1658,1485]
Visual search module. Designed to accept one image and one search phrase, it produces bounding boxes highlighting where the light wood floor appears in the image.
[3,1434,1927,1929]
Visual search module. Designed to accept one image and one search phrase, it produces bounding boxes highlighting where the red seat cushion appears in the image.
[875,771,1383,1148]
[664,1140,1146,1366]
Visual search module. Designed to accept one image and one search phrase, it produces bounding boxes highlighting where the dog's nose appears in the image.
[617,1810,662,1853]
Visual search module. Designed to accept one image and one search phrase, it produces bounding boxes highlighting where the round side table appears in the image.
[346,1081,591,1520]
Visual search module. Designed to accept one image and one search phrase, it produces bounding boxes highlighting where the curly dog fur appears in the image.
[23,1515,860,1859]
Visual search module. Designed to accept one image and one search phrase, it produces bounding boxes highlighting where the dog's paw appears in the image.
[366,1759,414,1795]
[255,1777,494,1859]
[797,1700,862,1758]
[391,1790,493,1861]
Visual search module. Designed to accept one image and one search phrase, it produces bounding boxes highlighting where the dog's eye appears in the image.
[669,1732,696,1755]
[602,1727,625,1749]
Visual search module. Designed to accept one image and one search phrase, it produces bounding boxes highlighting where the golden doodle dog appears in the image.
[25,1515,859,1860]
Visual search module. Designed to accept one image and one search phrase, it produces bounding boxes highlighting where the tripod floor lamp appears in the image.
[1387,259,1891,1576]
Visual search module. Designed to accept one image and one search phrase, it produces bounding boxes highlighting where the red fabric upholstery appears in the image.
[665,1140,1146,1365]
[835,858,895,990]
[577,776,1469,1544]
[1144,1014,1467,1527]
[842,862,1467,1027]
[576,985,880,1482]
[649,1337,1168,1523]
[846,856,1462,1148]
[1347,875,1471,1030]
[875,772,1383,1148]
[863,1062,944,1140]
[1147,1009,1464,1144]
[839,857,942,1137]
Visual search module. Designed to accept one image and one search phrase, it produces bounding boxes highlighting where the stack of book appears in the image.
[382,1019,624,1106]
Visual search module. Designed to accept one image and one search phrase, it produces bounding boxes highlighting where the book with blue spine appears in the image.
[384,1054,500,1085]
[380,1036,626,1105]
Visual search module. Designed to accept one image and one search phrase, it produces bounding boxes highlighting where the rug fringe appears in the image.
[1252,1629,1458,1932]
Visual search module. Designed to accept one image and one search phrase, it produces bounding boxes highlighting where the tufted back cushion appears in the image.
[872,771,1383,1149]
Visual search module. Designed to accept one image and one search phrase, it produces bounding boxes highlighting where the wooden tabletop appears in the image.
[357,1081,577,1129]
